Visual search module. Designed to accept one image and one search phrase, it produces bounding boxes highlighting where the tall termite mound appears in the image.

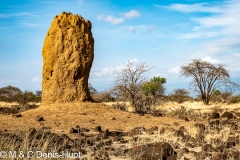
[42,12,94,104]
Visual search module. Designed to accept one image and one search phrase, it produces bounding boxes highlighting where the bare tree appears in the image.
[181,59,239,104]
[170,89,190,103]
[114,61,153,114]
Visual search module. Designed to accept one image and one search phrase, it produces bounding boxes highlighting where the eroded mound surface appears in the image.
[42,11,94,104]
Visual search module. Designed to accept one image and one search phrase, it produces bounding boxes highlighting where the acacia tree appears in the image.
[141,77,166,96]
[181,59,239,104]
[114,61,152,114]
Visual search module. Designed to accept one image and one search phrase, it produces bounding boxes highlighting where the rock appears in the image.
[129,142,176,160]
[111,117,116,120]
[185,142,195,148]
[221,111,234,118]
[225,140,236,148]
[174,130,184,137]
[167,154,177,160]
[124,126,146,136]
[210,152,228,160]
[147,126,158,134]
[80,128,90,132]
[228,148,240,159]
[209,120,221,127]
[42,11,94,104]
[173,122,179,126]
[172,142,180,149]
[103,129,110,138]
[216,144,225,152]
[195,151,211,160]
[202,144,215,152]
[159,127,165,134]
[181,148,189,153]
[109,131,123,137]
[70,128,79,133]
[178,126,186,132]
[94,126,102,132]
[42,126,51,130]
[194,123,205,130]
[236,135,240,144]
[35,116,44,121]
[210,112,220,119]
[152,110,163,117]
[12,113,22,117]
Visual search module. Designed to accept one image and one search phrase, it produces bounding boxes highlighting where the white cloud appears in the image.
[162,0,240,41]
[124,25,156,35]
[102,67,114,74]
[129,58,138,63]
[159,3,222,13]
[115,65,124,72]
[98,10,139,25]
[92,67,115,76]
[31,61,40,66]
[168,66,181,74]
[103,15,124,25]
[0,12,36,18]
[201,56,221,64]
[31,76,41,82]
[122,10,140,19]
[203,37,240,55]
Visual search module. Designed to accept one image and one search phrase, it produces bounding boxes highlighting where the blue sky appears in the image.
[0,0,240,96]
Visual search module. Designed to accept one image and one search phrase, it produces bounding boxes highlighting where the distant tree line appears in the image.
[2,59,239,114]
[89,59,240,114]
[0,86,41,104]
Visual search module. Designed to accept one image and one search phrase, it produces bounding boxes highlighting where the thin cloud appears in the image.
[129,58,138,63]
[31,61,40,66]
[92,67,115,76]
[157,3,222,13]
[0,12,37,18]
[168,66,181,74]
[122,10,140,19]
[31,76,41,82]
[126,25,155,34]
[102,67,114,74]
[97,14,105,20]
[115,65,124,72]
[103,15,124,25]
[201,56,221,64]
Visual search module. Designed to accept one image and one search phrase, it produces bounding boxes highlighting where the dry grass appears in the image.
[0,101,239,159]
[0,102,189,138]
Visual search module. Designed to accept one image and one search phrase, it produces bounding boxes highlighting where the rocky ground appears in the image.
[0,102,240,160]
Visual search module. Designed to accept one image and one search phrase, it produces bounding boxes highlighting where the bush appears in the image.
[92,89,116,102]
[168,89,190,103]
[0,86,41,104]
